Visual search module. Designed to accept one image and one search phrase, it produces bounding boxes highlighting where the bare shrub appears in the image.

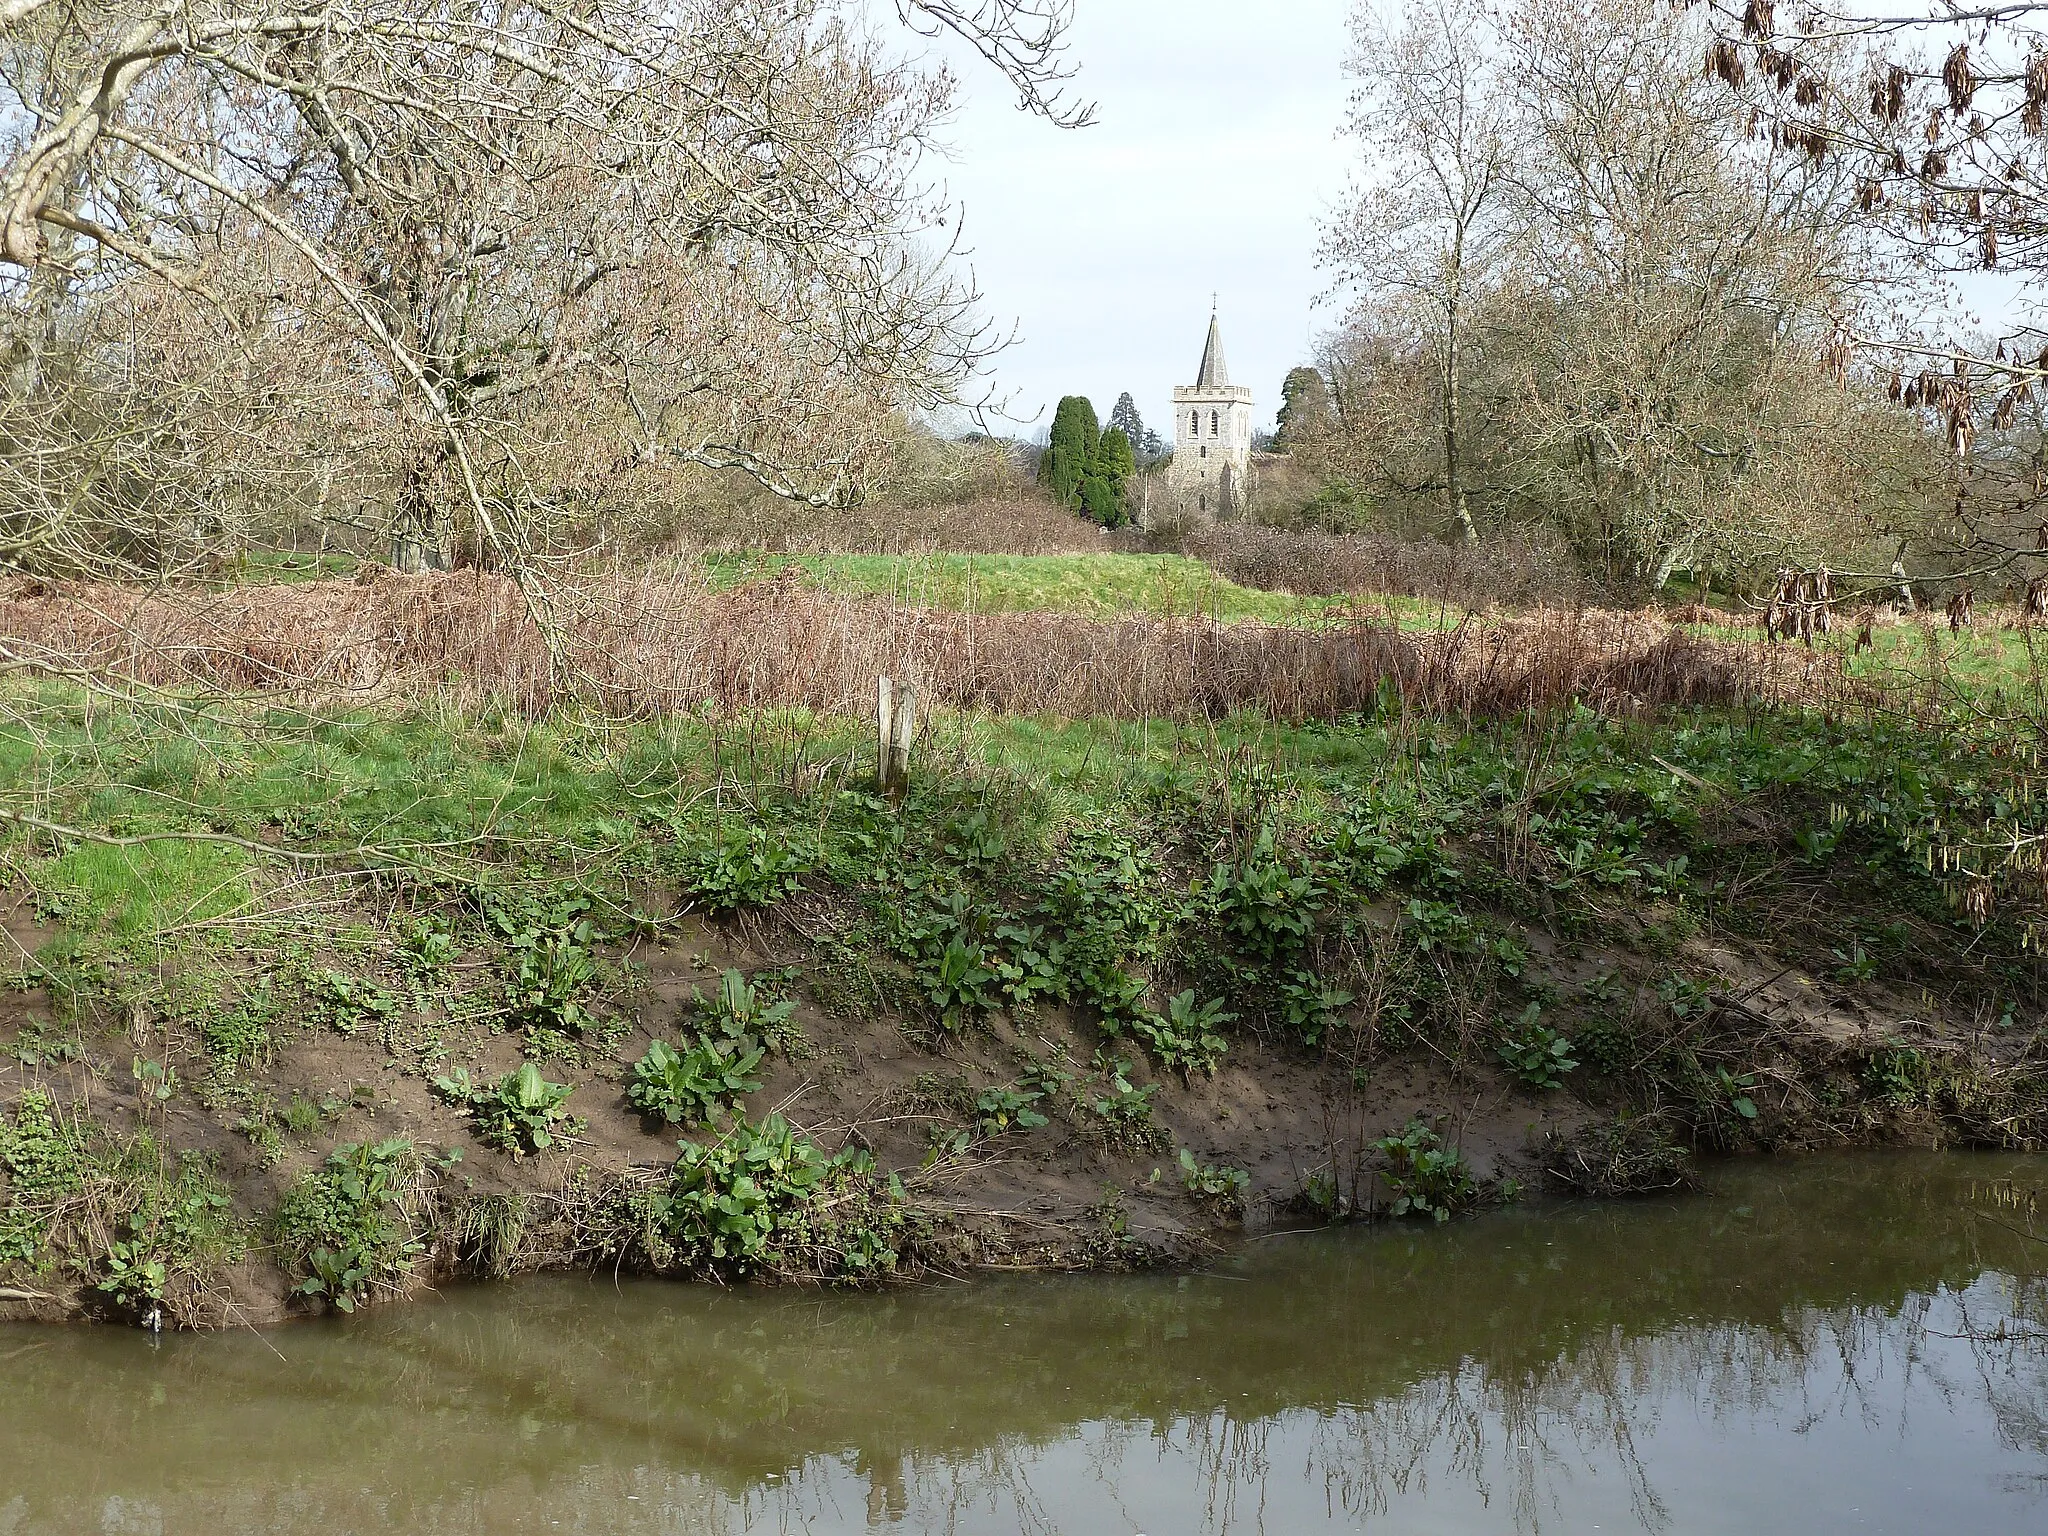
[1148,523,1589,607]
[627,432,1110,556]
[664,483,1107,557]
[1,2,1090,584]
[0,570,1852,723]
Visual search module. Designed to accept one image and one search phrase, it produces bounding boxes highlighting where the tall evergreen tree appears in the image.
[1097,426,1136,485]
[1079,475,1121,526]
[1039,395,1100,507]
[1086,425,1137,528]
[1106,392,1145,450]
[1275,366,1334,450]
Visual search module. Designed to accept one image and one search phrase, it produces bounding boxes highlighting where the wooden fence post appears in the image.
[876,675,918,799]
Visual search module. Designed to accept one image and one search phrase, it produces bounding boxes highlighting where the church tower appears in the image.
[1168,309,1255,520]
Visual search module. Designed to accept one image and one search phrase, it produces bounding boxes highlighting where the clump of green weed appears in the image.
[506,934,597,1041]
[317,970,400,1037]
[1089,1055,1164,1150]
[1575,1015,1635,1075]
[987,921,1066,1011]
[1206,831,1324,967]
[922,934,1000,1028]
[1038,830,1175,1025]
[973,1084,1047,1136]
[1864,1045,1937,1106]
[1375,1118,1476,1222]
[1496,1003,1577,1090]
[96,1156,241,1320]
[1177,1147,1250,1215]
[434,1064,581,1156]
[1657,974,1715,1021]
[693,968,798,1048]
[3,1095,243,1321]
[673,822,811,913]
[1647,1049,1762,1146]
[0,1090,81,1263]
[887,890,1009,1030]
[625,967,799,1128]
[625,1037,764,1129]
[1713,1066,1760,1124]
[1402,897,1478,956]
[283,1091,331,1136]
[454,1192,528,1280]
[1276,970,1354,1046]
[1580,969,1626,1006]
[272,1138,427,1313]
[7,1017,83,1069]
[647,1115,908,1279]
[400,916,456,974]
[235,1090,347,1167]
[481,890,606,1046]
[1130,991,1232,1078]
[199,983,280,1070]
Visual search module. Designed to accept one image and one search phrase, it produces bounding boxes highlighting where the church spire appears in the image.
[1196,311,1230,388]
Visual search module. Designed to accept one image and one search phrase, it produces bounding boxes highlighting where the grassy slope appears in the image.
[4,670,2046,1325]
[697,551,1367,623]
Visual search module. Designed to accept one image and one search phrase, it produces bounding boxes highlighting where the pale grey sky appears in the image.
[926,0,1357,439]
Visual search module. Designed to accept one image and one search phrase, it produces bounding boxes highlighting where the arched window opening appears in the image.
[1190,411,1200,437]
[1210,410,1219,436]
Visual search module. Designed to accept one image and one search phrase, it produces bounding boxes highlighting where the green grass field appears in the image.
[698,551,1363,624]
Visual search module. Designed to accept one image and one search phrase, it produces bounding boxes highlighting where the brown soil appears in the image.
[0,875,2021,1331]
[0,894,1617,1329]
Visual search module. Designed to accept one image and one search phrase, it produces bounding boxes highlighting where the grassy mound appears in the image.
[2,658,2043,1325]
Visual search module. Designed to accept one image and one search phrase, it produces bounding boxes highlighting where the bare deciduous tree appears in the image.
[0,1,1088,606]
[1699,1,2048,590]
[1315,0,1940,591]
[1321,0,1510,546]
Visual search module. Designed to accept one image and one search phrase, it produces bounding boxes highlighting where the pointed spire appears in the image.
[1196,310,1230,388]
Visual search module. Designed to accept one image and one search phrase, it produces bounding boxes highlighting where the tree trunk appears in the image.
[389,453,445,573]
[1652,542,1684,591]
[1443,239,1477,547]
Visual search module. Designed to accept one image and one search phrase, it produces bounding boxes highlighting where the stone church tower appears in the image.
[1168,310,1255,520]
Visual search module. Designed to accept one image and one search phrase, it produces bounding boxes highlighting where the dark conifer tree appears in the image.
[1039,395,1100,506]
[1106,392,1145,451]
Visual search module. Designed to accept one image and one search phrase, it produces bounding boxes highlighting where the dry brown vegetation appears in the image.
[0,569,1850,722]
[1140,522,1588,607]
[672,488,1111,557]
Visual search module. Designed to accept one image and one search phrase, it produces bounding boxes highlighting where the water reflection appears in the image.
[2,1152,2045,1534]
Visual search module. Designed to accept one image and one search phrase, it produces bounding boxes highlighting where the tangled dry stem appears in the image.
[0,570,1857,723]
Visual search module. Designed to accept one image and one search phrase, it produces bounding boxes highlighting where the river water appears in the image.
[3,1152,2046,1535]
